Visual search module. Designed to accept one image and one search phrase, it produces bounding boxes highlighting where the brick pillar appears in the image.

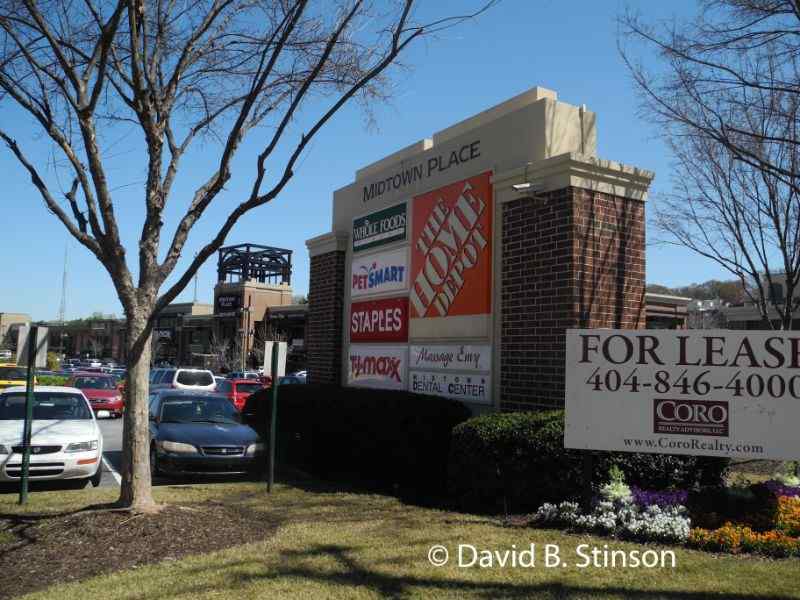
[500,186,645,411]
[306,233,347,385]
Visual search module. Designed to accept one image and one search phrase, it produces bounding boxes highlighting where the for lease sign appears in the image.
[348,345,407,391]
[351,247,408,299]
[565,329,800,460]
[350,297,408,343]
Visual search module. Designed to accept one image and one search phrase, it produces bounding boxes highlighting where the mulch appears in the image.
[0,500,279,599]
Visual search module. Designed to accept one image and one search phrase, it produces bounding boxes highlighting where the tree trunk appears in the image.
[117,311,158,512]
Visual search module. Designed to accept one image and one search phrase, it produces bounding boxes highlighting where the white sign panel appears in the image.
[263,341,287,378]
[410,370,491,404]
[409,344,491,372]
[348,345,407,391]
[565,329,800,460]
[16,325,48,369]
[350,247,408,299]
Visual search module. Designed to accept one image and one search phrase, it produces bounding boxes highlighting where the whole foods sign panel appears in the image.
[348,345,407,391]
[410,371,491,404]
[565,329,800,460]
[410,172,492,318]
[350,297,408,343]
[352,202,406,252]
[351,247,408,299]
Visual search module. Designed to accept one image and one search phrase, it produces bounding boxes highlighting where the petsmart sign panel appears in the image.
[348,345,408,391]
[351,247,408,299]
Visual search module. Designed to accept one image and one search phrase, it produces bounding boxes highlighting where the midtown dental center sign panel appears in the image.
[565,330,800,460]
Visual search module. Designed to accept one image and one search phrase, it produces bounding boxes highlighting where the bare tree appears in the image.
[621,0,800,329]
[0,0,497,511]
[209,331,235,372]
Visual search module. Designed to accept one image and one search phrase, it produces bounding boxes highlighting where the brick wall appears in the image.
[500,187,645,411]
[307,250,346,385]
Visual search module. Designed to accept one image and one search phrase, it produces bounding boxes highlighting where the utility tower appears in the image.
[57,246,68,354]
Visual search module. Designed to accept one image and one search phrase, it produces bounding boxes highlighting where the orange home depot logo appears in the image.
[410,172,492,318]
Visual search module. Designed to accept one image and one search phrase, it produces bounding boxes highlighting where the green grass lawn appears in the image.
[2,480,799,600]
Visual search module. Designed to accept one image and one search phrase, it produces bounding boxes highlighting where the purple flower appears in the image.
[765,480,800,498]
[630,486,688,508]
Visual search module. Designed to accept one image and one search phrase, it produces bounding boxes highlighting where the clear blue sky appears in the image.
[0,0,717,321]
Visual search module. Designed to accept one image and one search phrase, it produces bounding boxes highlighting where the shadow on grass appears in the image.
[114,542,798,600]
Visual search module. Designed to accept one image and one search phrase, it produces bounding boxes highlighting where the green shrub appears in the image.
[448,410,729,514]
[243,384,471,500]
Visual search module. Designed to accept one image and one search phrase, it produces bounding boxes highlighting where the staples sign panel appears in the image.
[351,247,408,299]
[410,172,492,318]
[350,297,408,343]
[565,329,800,460]
[348,345,407,391]
[352,202,407,252]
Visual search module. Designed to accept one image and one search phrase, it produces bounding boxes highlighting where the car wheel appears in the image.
[90,464,103,487]
[150,445,160,478]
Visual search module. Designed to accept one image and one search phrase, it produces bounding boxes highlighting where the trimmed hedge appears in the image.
[448,410,729,514]
[243,384,471,500]
[36,375,70,386]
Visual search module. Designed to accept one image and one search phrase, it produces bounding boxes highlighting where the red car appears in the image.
[216,378,267,411]
[69,373,124,418]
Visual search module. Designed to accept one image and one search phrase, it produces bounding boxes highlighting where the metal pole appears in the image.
[267,342,279,493]
[19,326,38,505]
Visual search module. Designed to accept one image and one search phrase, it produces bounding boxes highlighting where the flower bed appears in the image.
[529,469,800,559]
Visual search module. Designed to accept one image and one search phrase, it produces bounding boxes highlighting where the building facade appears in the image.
[306,86,653,411]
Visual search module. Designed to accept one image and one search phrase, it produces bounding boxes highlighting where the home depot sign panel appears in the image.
[410,171,493,318]
[565,329,800,460]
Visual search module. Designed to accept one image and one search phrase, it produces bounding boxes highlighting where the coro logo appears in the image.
[653,399,729,437]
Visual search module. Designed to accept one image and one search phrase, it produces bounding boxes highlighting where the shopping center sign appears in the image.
[565,329,800,460]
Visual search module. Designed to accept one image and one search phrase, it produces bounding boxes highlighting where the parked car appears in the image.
[68,373,124,418]
[0,364,31,391]
[227,371,262,380]
[150,368,216,392]
[215,378,265,411]
[0,385,104,486]
[148,389,263,477]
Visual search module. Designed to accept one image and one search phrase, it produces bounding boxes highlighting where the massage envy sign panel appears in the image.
[350,247,408,299]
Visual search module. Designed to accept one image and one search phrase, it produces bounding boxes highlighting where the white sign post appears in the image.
[16,325,48,368]
[565,329,800,460]
[262,341,287,379]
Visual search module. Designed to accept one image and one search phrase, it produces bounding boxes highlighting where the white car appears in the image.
[151,368,216,391]
[0,386,105,486]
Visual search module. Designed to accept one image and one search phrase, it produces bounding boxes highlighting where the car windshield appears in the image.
[0,392,92,420]
[73,376,115,389]
[159,396,240,424]
[235,383,262,394]
[0,366,26,380]
[176,371,213,386]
